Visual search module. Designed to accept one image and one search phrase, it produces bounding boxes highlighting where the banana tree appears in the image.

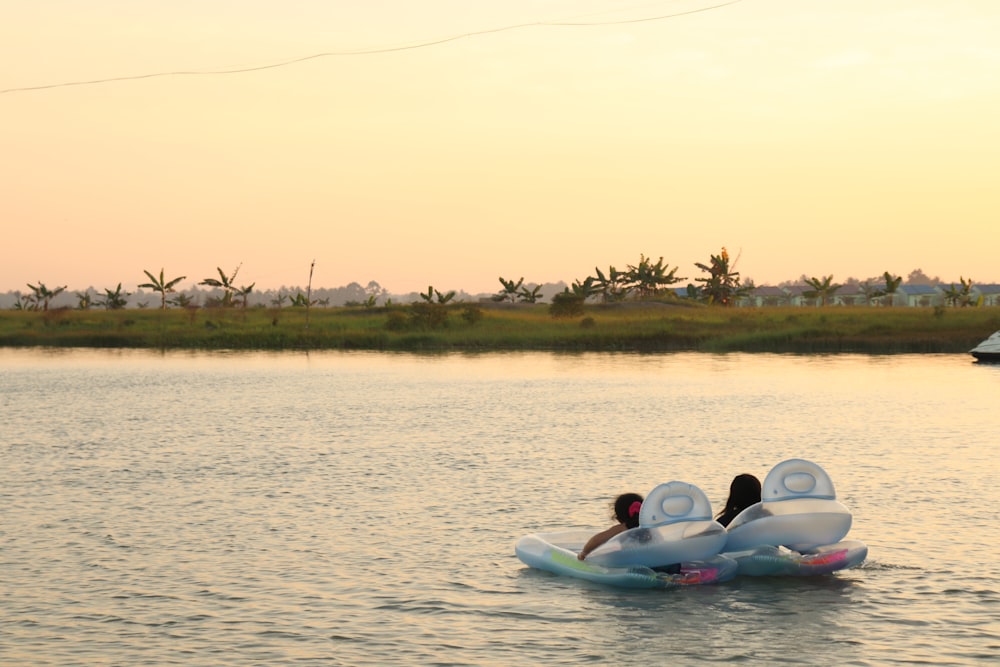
[858,280,882,306]
[518,284,543,303]
[592,266,628,302]
[234,283,255,309]
[694,247,748,306]
[98,283,130,310]
[803,275,842,306]
[199,264,242,307]
[569,276,598,300]
[420,286,455,304]
[75,291,95,310]
[495,277,524,303]
[625,254,685,298]
[942,276,976,307]
[139,268,187,310]
[881,272,902,307]
[26,281,66,311]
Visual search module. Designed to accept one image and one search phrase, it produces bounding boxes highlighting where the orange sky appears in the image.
[2,0,998,295]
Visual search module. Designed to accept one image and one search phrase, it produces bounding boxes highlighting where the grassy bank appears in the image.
[1,304,997,353]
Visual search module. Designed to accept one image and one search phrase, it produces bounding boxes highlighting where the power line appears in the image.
[1,0,742,95]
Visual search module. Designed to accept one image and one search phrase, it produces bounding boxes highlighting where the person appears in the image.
[577,492,643,560]
[715,473,761,527]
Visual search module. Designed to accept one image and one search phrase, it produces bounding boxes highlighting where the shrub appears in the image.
[550,292,585,318]
[460,306,483,325]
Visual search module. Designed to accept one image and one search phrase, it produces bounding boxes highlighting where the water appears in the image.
[1,348,998,666]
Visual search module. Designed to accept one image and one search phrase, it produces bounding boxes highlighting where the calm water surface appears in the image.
[1,349,998,666]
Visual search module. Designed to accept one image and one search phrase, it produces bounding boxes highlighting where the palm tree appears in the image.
[199,264,242,307]
[139,268,186,310]
[803,275,842,306]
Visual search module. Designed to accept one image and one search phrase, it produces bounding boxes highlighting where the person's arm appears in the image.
[578,523,626,560]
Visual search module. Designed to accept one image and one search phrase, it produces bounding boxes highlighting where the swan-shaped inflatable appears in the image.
[721,459,868,576]
[515,481,738,588]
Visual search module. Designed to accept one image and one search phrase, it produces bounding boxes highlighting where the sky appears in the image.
[2,0,998,296]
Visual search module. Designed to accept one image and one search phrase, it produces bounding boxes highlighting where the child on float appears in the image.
[577,492,643,560]
[715,473,761,527]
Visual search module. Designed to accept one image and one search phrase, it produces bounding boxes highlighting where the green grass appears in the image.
[1,304,998,353]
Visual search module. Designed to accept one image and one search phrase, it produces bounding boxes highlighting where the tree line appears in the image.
[7,249,987,311]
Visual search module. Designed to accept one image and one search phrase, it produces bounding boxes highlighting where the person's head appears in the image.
[719,474,761,524]
[612,493,644,529]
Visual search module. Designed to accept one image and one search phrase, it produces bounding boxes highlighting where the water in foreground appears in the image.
[1,349,998,665]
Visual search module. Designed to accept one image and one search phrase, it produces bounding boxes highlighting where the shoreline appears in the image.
[2,303,997,354]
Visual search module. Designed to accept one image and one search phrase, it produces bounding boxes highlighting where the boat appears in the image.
[970,330,1000,362]
[515,481,738,587]
[721,459,868,576]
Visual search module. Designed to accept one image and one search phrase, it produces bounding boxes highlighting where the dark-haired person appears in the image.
[715,474,761,527]
[577,493,643,560]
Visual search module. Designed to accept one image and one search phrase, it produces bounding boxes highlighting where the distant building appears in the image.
[973,283,1000,306]
[898,284,941,307]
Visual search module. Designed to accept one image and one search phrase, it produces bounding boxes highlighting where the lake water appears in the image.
[1,348,998,666]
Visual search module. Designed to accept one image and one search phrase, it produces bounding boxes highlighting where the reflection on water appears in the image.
[1,349,998,665]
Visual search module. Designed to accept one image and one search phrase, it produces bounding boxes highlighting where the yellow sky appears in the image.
[2,0,998,295]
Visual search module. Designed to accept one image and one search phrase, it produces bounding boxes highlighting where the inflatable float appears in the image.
[721,458,868,576]
[515,481,738,588]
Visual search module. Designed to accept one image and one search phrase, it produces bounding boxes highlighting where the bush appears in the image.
[550,292,585,318]
[460,306,483,325]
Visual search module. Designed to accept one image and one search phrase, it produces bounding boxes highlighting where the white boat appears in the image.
[970,330,1000,362]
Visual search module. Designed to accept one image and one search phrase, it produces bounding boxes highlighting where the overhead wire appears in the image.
[0,0,743,95]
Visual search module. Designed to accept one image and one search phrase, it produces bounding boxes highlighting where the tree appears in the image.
[26,281,66,311]
[518,284,543,303]
[624,254,684,298]
[906,268,940,286]
[139,268,186,310]
[234,282,255,309]
[694,247,748,306]
[550,289,585,317]
[169,292,195,308]
[289,292,316,307]
[98,283,130,310]
[943,276,976,307]
[75,290,95,310]
[881,272,902,307]
[199,264,242,307]
[858,280,881,306]
[592,266,628,302]
[419,286,455,304]
[494,277,524,303]
[569,276,598,300]
[803,275,842,306]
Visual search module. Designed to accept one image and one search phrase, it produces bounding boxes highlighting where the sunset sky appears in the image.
[3,0,998,295]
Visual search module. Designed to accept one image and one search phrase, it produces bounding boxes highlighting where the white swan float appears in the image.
[515,481,738,588]
[721,459,868,576]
